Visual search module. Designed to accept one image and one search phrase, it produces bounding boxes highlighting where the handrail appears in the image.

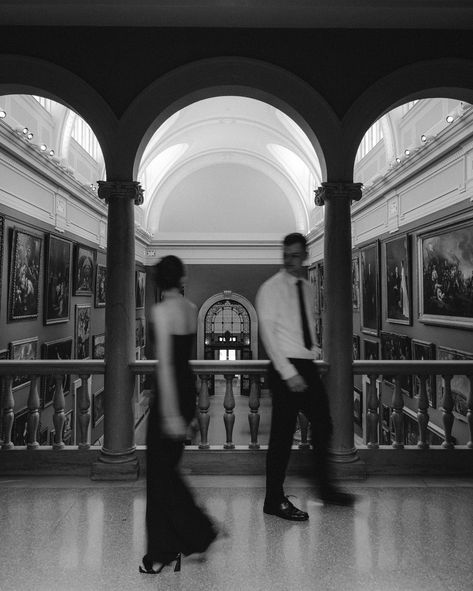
[353,360,473,375]
[0,360,105,375]
[130,359,329,375]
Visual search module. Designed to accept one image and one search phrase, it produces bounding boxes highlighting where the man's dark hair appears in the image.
[283,232,307,249]
[155,255,184,290]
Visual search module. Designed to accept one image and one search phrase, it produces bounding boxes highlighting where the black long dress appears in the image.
[145,333,216,563]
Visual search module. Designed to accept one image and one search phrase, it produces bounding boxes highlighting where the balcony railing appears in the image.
[1,359,472,454]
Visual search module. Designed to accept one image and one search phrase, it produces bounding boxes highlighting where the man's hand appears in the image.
[285,374,308,392]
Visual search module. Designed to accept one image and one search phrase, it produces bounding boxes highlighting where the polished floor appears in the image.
[1,474,473,591]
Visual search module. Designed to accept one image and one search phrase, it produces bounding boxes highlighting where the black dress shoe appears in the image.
[263,496,309,521]
[321,487,356,507]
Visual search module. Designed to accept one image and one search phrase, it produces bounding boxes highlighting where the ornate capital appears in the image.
[97,181,144,205]
[314,182,363,206]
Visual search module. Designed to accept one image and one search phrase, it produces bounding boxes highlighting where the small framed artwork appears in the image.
[92,388,104,427]
[384,234,411,325]
[352,334,360,360]
[380,331,412,395]
[436,346,473,421]
[92,333,105,360]
[411,339,436,408]
[9,228,42,321]
[9,337,38,390]
[418,219,473,328]
[363,338,379,360]
[136,270,146,309]
[352,255,360,311]
[73,244,95,296]
[63,410,74,445]
[75,304,91,359]
[95,263,107,308]
[360,241,380,335]
[44,234,72,324]
[136,317,145,347]
[41,337,73,408]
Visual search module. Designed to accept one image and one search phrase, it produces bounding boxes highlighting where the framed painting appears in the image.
[136,270,146,309]
[8,228,42,321]
[73,244,94,296]
[411,339,436,408]
[308,263,319,314]
[9,337,38,390]
[360,242,380,335]
[92,333,105,360]
[0,348,8,360]
[12,408,29,446]
[92,388,104,427]
[136,317,145,347]
[41,337,73,408]
[352,255,360,311]
[436,346,473,421]
[95,263,107,308]
[0,216,4,312]
[418,219,473,328]
[353,387,362,426]
[75,304,91,359]
[318,263,324,312]
[363,338,379,360]
[352,334,360,360]
[44,234,72,324]
[384,234,411,325]
[380,331,412,395]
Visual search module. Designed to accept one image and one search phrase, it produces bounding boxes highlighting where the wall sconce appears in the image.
[0,109,6,119]
[446,114,455,123]
[48,149,55,157]
[40,143,47,151]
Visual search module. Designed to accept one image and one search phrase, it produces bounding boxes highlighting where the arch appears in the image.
[343,58,473,179]
[197,291,258,360]
[0,54,118,175]
[119,57,342,181]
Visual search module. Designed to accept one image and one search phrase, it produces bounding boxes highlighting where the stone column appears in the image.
[314,182,362,463]
[91,180,143,480]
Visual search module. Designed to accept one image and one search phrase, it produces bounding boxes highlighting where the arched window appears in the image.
[71,116,101,160]
[33,95,52,112]
[204,300,250,347]
[355,119,384,162]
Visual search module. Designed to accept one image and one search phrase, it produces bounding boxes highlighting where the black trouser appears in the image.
[265,358,333,503]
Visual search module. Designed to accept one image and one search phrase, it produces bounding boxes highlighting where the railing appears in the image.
[1,359,473,452]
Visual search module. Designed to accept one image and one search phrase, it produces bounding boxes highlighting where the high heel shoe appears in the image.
[139,553,182,574]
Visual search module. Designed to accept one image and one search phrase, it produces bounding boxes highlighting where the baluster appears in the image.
[26,376,40,449]
[441,375,455,449]
[391,376,404,449]
[366,373,379,448]
[52,374,66,449]
[1,376,14,450]
[78,374,91,449]
[198,375,210,449]
[298,412,310,449]
[417,375,430,449]
[223,374,235,449]
[467,375,473,449]
[248,376,261,449]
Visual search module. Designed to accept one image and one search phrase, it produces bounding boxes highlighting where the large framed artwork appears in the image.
[92,388,104,427]
[360,242,380,335]
[418,219,473,328]
[44,234,72,324]
[75,304,91,359]
[95,263,106,307]
[363,338,379,360]
[41,337,73,408]
[384,234,411,325]
[136,270,146,309]
[380,331,412,395]
[73,244,94,296]
[352,255,360,311]
[9,337,38,390]
[308,263,319,314]
[436,346,473,421]
[92,333,105,360]
[411,339,436,408]
[9,228,42,321]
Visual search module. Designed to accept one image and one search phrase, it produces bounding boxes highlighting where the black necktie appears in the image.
[296,279,313,350]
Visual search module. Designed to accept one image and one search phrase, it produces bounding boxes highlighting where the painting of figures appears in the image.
[436,346,473,421]
[9,229,42,320]
[384,234,411,324]
[352,256,360,311]
[380,331,412,394]
[75,305,91,359]
[360,242,380,335]
[73,244,94,296]
[419,220,473,327]
[41,337,73,408]
[136,270,146,309]
[95,264,107,307]
[9,337,38,390]
[44,235,72,324]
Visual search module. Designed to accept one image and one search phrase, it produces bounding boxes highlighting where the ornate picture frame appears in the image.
[9,228,42,321]
[436,346,473,421]
[73,244,95,296]
[384,234,411,325]
[92,333,105,360]
[360,242,380,335]
[352,255,360,311]
[136,270,146,309]
[44,234,72,324]
[95,263,107,308]
[363,338,379,360]
[75,304,91,359]
[41,337,73,408]
[9,336,38,390]
[380,331,412,395]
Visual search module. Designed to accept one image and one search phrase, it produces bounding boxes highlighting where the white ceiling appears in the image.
[1,1,473,29]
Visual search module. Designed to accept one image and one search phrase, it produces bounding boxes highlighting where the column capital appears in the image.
[97,180,144,205]
[314,182,363,206]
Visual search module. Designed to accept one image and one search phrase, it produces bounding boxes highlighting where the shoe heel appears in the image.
[174,553,182,572]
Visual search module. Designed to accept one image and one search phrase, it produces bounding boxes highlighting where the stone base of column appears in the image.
[91,450,140,481]
[329,447,360,463]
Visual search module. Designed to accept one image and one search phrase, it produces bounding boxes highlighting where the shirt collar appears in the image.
[280,269,308,286]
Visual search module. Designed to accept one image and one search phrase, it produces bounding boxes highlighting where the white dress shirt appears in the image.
[256,269,316,381]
